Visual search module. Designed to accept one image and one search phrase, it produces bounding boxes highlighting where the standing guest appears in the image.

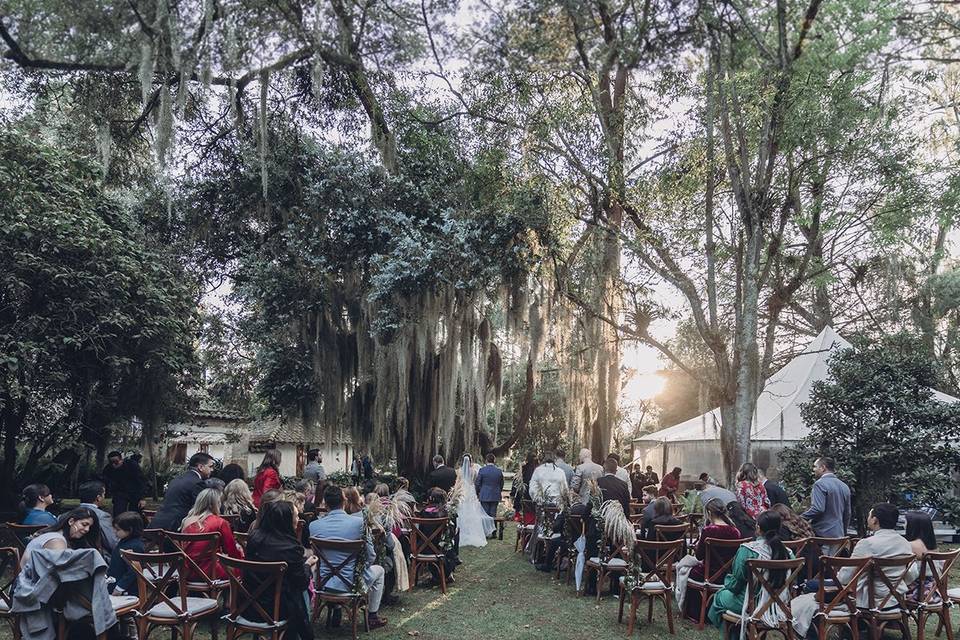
[303,449,326,483]
[520,452,540,497]
[107,511,145,595]
[734,462,770,518]
[570,448,604,505]
[427,455,457,493]
[362,454,374,481]
[151,452,215,532]
[309,485,388,630]
[253,449,283,507]
[645,465,660,486]
[707,510,792,629]
[554,450,575,486]
[222,479,258,532]
[529,452,569,505]
[801,456,851,544]
[102,451,146,516]
[217,463,246,485]
[759,468,789,509]
[343,486,364,515]
[475,453,505,518]
[245,500,317,640]
[659,467,682,500]
[642,497,682,541]
[606,453,630,485]
[20,484,57,526]
[725,501,758,540]
[350,454,362,486]
[699,477,737,509]
[79,480,118,552]
[597,458,631,516]
[180,488,244,581]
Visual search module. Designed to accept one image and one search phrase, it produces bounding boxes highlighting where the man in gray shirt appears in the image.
[802,456,851,539]
[303,448,326,483]
[699,477,737,508]
[554,449,575,485]
[569,448,604,505]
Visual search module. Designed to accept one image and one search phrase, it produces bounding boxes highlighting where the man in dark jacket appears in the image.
[475,453,505,518]
[427,455,457,493]
[597,458,631,516]
[102,451,146,516]
[759,468,790,507]
[150,452,215,532]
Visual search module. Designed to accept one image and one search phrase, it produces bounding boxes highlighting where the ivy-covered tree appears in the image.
[779,333,960,533]
[0,127,197,507]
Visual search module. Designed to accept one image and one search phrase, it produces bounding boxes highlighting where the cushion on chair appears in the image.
[948,587,960,600]
[722,610,742,624]
[586,557,627,568]
[110,595,139,611]
[0,601,9,613]
[185,579,229,591]
[147,597,219,618]
[234,616,289,630]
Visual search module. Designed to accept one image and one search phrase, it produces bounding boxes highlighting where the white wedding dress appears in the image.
[457,456,496,547]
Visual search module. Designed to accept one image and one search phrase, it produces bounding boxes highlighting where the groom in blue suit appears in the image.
[475,453,505,518]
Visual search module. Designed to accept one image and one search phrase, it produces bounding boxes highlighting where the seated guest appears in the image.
[108,511,145,595]
[769,503,815,541]
[690,499,743,581]
[222,479,258,532]
[597,458,631,516]
[252,449,283,508]
[79,480,118,552]
[295,479,317,514]
[248,489,283,533]
[245,500,317,640]
[700,478,737,510]
[20,483,57,526]
[418,488,460,581]
[151,452,215,532]
[217,462,246,485]
[726,501,758,539]
[642,496,681,541]
[792,503,918,638]
[374,483,390,498]
[180,488,244,580]
[707,510,792,629]
[205,477,226,493]
[343,486,364,515]
[735,463,770,518]
[20,507,101,566]
[309,485,388,630]
[905,510,937,602]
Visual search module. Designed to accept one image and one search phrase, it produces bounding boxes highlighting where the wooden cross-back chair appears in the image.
[408,517,450,594]
[121,550,219,640]
[218,554,289,640]
[582,530,630,602]
[861,555,916,640]
[557,513,585,583]
[654,523,689,555]
[141,510,157,526]
[811,555,871,640]
[515,500,536,552]
[908,549,959,640]
[531,504,560,564]
[55,590,140,640]
[163,531,230,599]
[309,538,370,640]
[2,524,44,554]
[685,537,752,629]
[141,527,166,552]
[0,547,20,640]
[618,539,684,635]
[720,557,806,640]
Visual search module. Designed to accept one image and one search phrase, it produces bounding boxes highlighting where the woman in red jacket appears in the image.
[180,488,244,581]
[252,449,283,507]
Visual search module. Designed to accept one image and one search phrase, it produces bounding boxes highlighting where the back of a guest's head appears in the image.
[260,489,282,507]
[555,449,565,461]
[642,485,658,498]
[343,487,363,513]
[607,452,620,464]
[427,487,447,505]
[79,480,105,504]
[188,452,214,469]
[603,458,618,474]
[20,483,51,512]
[396,477,410,491]
[579,448,592,464]
[374,483,389,497]
[257,500,296,538]
[653,497,672,518]
[113,511,144,538]
[486,453,496,464]
[905,511,937,551]
[769,502,795,522]
[223,479,255,510]
[816,456,836,472]
[308,448,320,462]
[183,488,222,529]
[295,479,315,495]
[259,449,282,471]
[737,463,759,483]
[433,454,444,466]
[323,485,344,510]
[704,498,732,525]
[205,478,226,492]
[218,463,246,484]
[726,501,757,537]
[542,451,555,464]
[871,503,899,530]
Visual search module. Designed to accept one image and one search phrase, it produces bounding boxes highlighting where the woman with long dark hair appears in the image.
[905,511,939,602]
[17,506,102,600]
[20,483,57,526]
[707,510,791,629]
[735,462,770,518]
[253,449,283,507]
[244,500,316,640]
[683,498,745,620]
[726,500,758,539]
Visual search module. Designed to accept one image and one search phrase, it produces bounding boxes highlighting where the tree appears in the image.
[779,333,960,533]
[0,126,197,507]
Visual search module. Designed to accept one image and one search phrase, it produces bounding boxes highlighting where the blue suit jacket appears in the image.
[801,473,851,538]
[475,463,504,503]
[308,509,375,592]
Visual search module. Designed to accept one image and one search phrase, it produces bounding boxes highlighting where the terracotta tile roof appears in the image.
[247,416,352,445]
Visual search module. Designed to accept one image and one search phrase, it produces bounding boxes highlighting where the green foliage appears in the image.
[779,333,960,532]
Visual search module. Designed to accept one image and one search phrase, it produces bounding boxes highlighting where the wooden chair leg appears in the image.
[618,583,625,623]
[627,593,639,636]
[942,610,955,640]
[351,602,358,640]
[665,593,675,635]
[439,562,447,594]
[647,592,654,622]
[919,612,928,640]
[596,569,605,603]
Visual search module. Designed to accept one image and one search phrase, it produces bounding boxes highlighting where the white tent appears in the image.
[632,326,959,480]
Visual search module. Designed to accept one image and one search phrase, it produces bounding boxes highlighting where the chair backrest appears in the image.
[309,538,364,593]
[809,536,852,559]
[409,517,448,558]
[655,523,689,554]
[782,538,811,580]
[3,523,45,552]
[218,553,287,625]
[743,558,806,623]
[671,503,683,516]
[164,530,223,588]
[121,550,189,615]
[818,556,871,618]
[520,500,536,521]
[566,513,585,539]
[141,510,157,525]
[917,549,960,607]
[701,538,752,585]
[142,527,166,551]
[0,547,20,612]
[867,555,917,611]
[633,539,684,588]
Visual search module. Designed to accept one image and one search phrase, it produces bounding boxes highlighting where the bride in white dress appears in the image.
[456,454,496,547]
